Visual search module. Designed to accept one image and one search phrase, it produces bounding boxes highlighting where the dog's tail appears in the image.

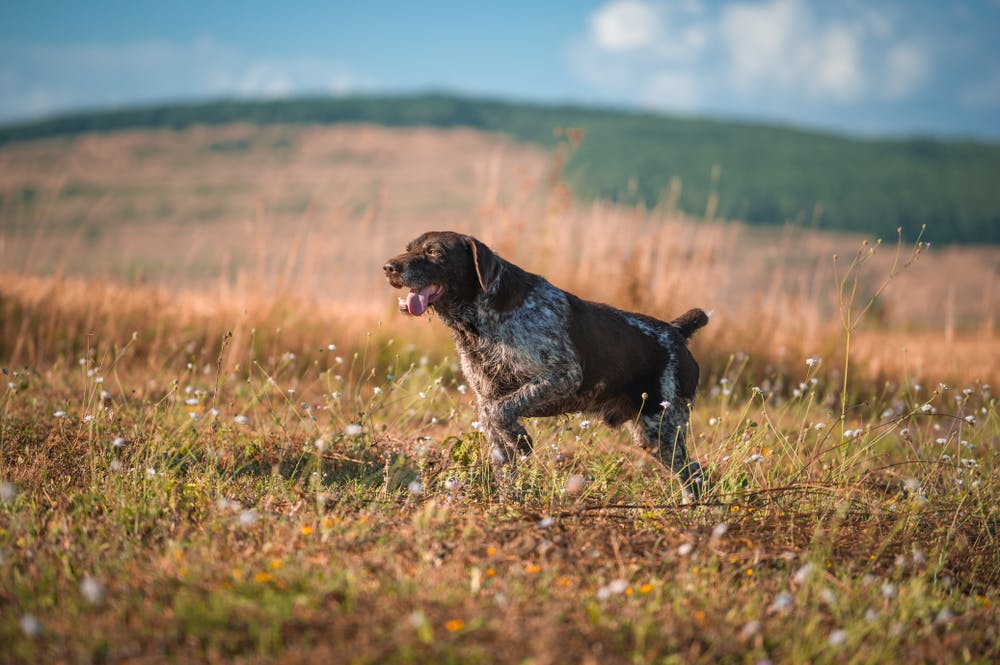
[671,308,710,339]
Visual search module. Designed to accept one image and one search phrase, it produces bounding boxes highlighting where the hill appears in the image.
[1,93,998,244]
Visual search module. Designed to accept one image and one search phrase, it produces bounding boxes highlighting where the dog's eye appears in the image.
[427,247,442,257]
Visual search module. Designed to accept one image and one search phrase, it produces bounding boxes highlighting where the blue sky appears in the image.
[2,0,999,139]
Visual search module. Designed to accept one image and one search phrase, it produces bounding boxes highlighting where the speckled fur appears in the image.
[384,231,709,499]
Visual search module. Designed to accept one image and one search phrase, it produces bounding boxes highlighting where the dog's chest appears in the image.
[457,286,575,391]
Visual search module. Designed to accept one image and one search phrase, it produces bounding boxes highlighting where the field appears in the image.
[1,124,998,663]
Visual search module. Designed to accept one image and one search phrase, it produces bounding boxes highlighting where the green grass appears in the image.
[1,320,997,664]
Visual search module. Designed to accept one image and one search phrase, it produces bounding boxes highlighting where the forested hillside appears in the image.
[1,93,997,243]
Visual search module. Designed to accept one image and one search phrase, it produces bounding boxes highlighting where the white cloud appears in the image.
[721,1,867,102]
[571,0,931,116]
[722,0,806,87]
[813,24,865,102]
[591,0,665,52]
[884,43,929,100]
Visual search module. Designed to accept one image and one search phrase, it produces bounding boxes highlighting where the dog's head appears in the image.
[383,231,502,317]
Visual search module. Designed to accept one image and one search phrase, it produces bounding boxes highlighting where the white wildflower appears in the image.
[828,629,847,647]
[238,509,258,526]
[456,384,468,394]
[53,411,67,418]
[344,423,364,436]
[407,480,424,495]
[677,542,694,556]
[806,357,819,367]
[216,498,241,512]
[234,414,249,425]
[767,591,794,614]
[20,613,41,637]
[740,620,761,640]
[596,579,629,600]
[792,562,815,585]
[145,467,157,478]
[80,575,106,605]
[711,522,729,539]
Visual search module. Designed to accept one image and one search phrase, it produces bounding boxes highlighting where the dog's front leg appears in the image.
[490,368,582,458]
[479,400,532,468]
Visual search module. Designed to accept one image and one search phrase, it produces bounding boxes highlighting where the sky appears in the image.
[1,0,999,139]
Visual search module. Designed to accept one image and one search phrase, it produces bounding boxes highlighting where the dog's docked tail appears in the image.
[671,308,710,340]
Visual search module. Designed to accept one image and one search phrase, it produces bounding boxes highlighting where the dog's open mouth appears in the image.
[397,284,444,316]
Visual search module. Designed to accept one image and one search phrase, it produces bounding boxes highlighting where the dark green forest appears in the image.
[1,93,997,244]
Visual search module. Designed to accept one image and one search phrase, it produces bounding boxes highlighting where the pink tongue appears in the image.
[406,286,436,316]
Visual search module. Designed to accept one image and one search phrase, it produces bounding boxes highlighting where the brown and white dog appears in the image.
[384,231,709,499]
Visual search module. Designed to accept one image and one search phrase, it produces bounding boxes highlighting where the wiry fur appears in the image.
[384,231,709,499]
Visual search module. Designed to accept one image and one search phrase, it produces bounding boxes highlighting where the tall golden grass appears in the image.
[1,124,997,386]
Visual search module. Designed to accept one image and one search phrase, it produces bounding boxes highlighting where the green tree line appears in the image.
[1,93,997,244]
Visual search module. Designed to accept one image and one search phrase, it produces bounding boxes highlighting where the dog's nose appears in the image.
[383,261,399,275]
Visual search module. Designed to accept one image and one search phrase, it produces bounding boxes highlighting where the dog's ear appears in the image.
[466,237,502,292]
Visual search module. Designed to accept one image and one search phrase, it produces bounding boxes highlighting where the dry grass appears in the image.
[2,124,998,386]
[1,124,998,663]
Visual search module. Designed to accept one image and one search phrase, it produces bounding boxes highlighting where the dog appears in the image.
[384,231,709,499]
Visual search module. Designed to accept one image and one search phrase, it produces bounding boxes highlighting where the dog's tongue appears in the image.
[406,286,436,316]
